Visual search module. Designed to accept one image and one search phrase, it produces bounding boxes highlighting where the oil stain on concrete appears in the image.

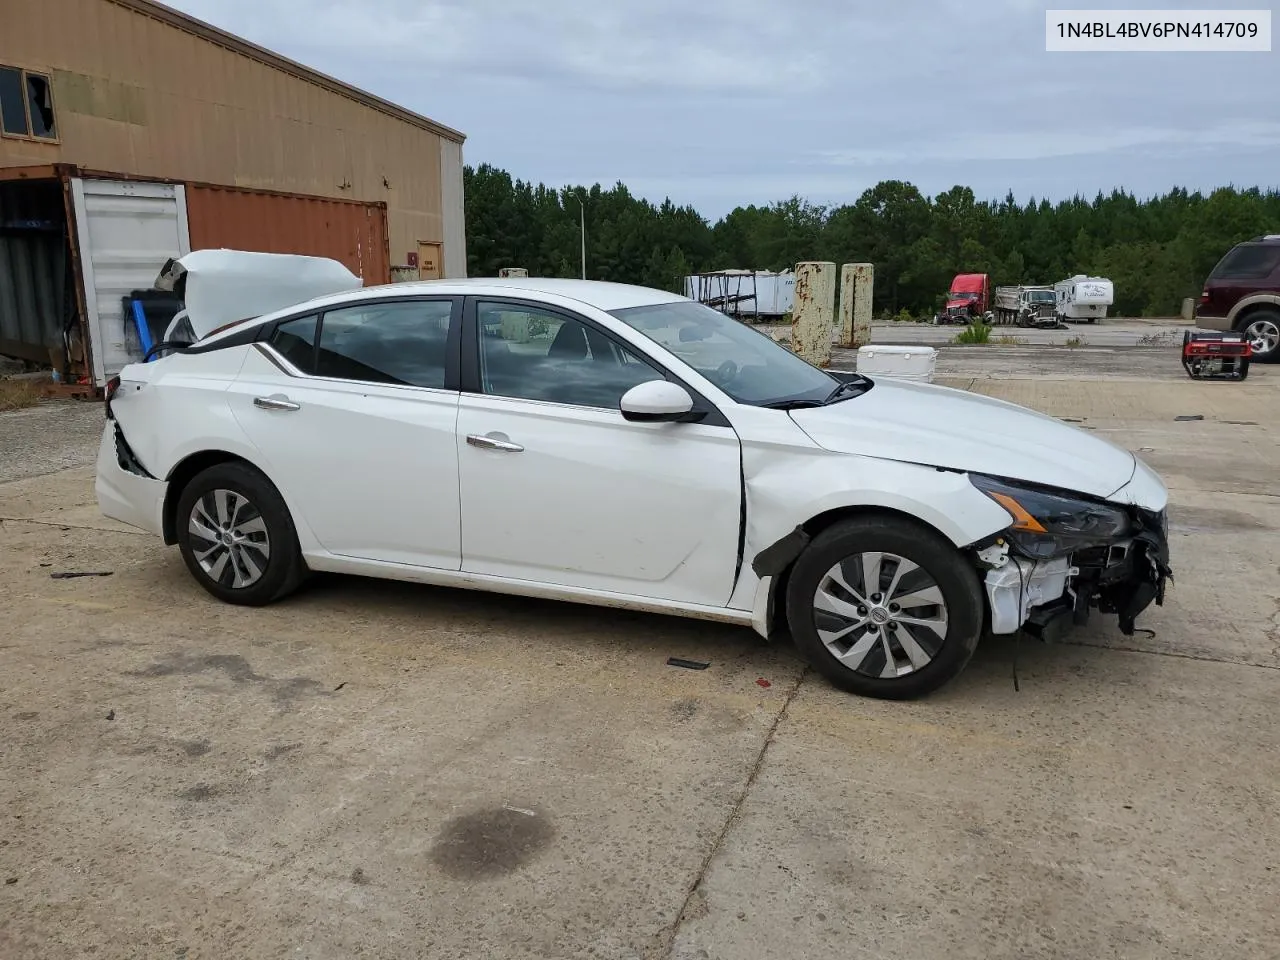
[429,805,555,880]
[126,652,327,706]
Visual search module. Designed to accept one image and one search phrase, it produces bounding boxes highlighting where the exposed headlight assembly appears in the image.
[970,475,1132,559]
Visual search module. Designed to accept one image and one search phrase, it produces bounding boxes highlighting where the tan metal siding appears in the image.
[0,0,460,276]
[186,185,390,285]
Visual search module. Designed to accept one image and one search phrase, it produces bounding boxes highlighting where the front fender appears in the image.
[728,446,1011,615]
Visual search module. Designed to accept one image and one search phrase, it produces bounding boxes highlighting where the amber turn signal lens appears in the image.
[988,492,1048,534]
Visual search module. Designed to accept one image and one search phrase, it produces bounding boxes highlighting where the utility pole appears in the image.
[576,196,587,279]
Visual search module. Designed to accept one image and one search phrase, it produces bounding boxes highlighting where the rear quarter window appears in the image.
[1210,244,1280,281]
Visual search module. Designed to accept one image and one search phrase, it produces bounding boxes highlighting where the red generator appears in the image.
[1182,331,1251,380]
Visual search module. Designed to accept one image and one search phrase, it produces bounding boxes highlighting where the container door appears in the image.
[72,178,190,385]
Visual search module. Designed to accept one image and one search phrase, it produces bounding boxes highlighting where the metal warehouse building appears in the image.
[1,0,466,387]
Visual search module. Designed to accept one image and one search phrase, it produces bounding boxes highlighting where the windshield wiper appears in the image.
[822,375,871,405]
[762,398,825,410]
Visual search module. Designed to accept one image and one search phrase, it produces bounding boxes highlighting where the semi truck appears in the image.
[933,273,991,324]
[993,285,1058,327]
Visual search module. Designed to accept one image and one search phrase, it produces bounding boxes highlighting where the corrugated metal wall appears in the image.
[0,0,463,276]
[0,180,69,363]
[186,185,390,285]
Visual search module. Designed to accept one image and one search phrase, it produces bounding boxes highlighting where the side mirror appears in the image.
[620,380,696,423]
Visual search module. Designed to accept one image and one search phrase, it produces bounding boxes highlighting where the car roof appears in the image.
[198,277,689,344]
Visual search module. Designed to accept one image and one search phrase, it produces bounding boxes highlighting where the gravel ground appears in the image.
[0,401,104,484]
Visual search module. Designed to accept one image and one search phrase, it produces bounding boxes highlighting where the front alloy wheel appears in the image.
[814,552,948,679]
[786,515,985,699]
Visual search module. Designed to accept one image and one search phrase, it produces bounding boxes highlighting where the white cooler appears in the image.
[854,345,937,382]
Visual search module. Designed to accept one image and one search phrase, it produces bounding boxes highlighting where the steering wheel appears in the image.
[712,359,739,387]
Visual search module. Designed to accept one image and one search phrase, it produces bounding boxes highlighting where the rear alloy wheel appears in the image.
[176,462,305,605]
[1241,310,1280,363]
[786,516,984,699]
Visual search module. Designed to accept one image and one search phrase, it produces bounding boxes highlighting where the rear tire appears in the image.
[785,515,985,700]
[175,461,306,606]
[1238,309,1280,363]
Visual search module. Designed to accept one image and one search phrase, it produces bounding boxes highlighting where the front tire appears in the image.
[175,461,306,606]
[785,515,984,700]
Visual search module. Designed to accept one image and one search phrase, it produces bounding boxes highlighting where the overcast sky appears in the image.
[170,0,1279,218]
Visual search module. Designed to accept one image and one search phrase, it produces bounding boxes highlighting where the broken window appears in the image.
[25,73,55,138]
[0,65,57,140]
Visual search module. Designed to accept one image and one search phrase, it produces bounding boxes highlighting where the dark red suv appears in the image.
[1196,235,1280,362]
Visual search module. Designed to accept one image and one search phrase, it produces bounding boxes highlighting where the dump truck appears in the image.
[993,285,1058,327]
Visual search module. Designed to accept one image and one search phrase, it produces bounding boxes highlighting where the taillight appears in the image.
[104,375,121,418]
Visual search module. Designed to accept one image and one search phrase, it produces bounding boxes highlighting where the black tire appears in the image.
[175,461,306,606]
[785,515,984,700]
[1237,308,1280,363]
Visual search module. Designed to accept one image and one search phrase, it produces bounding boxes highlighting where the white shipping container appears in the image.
[71,178,192,385]
[855,345,937,382]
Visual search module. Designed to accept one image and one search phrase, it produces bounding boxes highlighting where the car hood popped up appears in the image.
[788,377,1137,500]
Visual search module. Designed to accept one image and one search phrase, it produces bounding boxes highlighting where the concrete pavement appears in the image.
[1,358,1277,960]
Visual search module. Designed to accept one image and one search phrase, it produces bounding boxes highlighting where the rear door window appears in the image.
[1211,244,1280,280]
[316,300,454,389]
[269,315,319,371]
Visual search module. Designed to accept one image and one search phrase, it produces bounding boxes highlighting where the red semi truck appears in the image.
[934,273,991,324]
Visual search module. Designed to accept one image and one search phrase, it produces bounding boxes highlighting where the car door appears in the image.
[227,296,463,569]
[455,297,743,606]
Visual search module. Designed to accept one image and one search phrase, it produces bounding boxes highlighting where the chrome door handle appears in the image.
[466,433,524,452]
[254,395,300,412]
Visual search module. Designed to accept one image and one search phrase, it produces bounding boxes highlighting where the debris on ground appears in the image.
[50,571,113,579]
[666,657,710,670]
[105,710,115,721]
[1174,415,1204,421]
[756,678,772,688]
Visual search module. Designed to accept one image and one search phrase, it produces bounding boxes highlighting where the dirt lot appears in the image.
[2,343,1278,960]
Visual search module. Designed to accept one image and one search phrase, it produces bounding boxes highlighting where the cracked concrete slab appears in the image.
[1,353,1277,959]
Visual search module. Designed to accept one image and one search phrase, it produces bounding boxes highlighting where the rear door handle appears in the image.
[466,433,524,453]
[254,395,300,412]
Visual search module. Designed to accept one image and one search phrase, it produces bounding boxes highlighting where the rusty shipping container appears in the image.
[186,185,391,285]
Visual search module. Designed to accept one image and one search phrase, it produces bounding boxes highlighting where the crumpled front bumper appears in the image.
[984,506,1172,638]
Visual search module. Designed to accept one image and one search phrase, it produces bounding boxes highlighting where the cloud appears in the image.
[812,121,1280,166]
[168,0,1280,217]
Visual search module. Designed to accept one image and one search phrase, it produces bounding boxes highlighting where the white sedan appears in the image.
[97,275,1172,699]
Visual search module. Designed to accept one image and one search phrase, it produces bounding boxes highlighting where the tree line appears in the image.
[464,163,1280,317]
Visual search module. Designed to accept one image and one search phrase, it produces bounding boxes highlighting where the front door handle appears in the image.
[254,395,300,412]
[466,433,524,453]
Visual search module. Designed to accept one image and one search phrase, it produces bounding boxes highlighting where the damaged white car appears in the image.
[98,270,1172,699]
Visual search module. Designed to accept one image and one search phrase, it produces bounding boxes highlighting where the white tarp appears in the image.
[155,249,362,339]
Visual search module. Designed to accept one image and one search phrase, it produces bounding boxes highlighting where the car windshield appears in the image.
[948,291,978,300]
[1028,291,1055,303]
[609,300,842,408]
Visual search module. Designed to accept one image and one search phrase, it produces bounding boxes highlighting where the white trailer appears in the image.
[684,270,795,320]
[1055,275,1114,323]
